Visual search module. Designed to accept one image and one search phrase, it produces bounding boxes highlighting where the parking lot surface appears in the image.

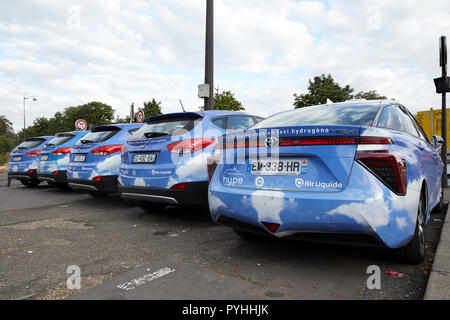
[0,173,446,300]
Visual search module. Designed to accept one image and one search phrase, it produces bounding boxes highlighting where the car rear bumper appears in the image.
[37,171,67,184]
[67,176,118,194]
[8,170,38,181]
[118,181,208,206]
[208,163,422,249]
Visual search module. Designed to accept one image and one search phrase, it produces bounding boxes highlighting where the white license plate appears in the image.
[13,156,22,162]
[73,154,86,162]
[249,159,308,176]
[40,154,49,161]
[133,153,157,163]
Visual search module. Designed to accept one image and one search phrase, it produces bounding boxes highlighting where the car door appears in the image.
[377,105,434,198]
[397,105,437,205]
[407,108,443,207]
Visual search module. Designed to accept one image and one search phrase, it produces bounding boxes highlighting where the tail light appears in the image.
[52,147,72,155]
[92,176,102,182]
[170,183,188,190]
[216,136,393,149]
[261,221,280,233]
[52,171,60,175]
[91,145,122,156]
[26,150,40,157]
[167,139,215,154]
[27,169,36,173]
[356,150,407,196]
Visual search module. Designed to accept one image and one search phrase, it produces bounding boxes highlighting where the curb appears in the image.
[424,193,450,300]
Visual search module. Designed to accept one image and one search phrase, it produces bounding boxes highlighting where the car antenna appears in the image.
[179,99,186,112]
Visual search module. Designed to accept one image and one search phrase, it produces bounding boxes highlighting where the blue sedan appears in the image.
[208,100,444,264]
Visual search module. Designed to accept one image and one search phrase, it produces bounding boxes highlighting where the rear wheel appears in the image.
[397,191,426,264]
[137,201,167,212]
[20,179,41,187]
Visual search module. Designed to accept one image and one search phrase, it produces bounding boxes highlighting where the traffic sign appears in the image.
[75,119,87,130]
[136,110,145,123]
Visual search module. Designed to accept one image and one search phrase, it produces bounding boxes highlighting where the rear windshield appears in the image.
[130,117,200,140]
[46,134,75,147]
[251,104,380,129]
[16,138,45,150]
[77,127,120,145]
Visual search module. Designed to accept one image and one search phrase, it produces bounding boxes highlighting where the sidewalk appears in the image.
[424,188,450,300]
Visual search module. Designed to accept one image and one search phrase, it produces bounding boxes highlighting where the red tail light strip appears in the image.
[91,145,122,156]
[167,139,215,154]
[26,150,40,157]
[216,136,393,149]
[52,147,72,155]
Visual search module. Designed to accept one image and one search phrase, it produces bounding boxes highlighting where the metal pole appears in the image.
[441,36,448,188]
[204,0,214,110]
[23,94,26,140]
[430,108,433,137]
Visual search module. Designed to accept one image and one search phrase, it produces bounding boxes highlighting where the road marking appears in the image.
[116,267,175,291]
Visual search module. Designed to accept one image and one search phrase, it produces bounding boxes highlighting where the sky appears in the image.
[0,0,449,132]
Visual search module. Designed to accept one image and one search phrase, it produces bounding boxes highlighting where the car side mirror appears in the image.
[432,135,444,149]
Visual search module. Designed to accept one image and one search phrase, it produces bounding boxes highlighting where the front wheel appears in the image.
[397,192,426,264]
[20,179,41,187]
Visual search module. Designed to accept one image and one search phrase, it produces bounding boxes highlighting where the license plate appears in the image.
[40,154,49,161]
[249,159,307,176]
[133,153,157,164]
[73,154,86,162]
[13,156,22,162]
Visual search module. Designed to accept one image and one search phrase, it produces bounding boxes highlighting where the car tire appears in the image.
[397,191,426,264]
[20,179,41,187]
[137,201,166,212]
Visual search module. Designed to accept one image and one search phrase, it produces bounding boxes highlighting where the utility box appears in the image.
[416,108,450,150]
[198,84,210,98]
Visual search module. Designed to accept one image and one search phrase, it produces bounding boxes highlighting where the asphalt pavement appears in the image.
[0,175,447,300]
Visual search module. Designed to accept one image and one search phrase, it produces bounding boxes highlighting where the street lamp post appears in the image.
[23,94,37,140]
[204,0,214,110]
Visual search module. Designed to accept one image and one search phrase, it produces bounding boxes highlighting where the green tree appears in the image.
[354,90,388,100]
[142,99,163,118]
[294,74,354,108]
[214,90,245,111]
[63,101,115,130]
[0,135,14,154]
[0,115,14,136]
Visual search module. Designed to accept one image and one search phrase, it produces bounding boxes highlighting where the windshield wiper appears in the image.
[80,139,94,144]
[143,132,169,138]
[46,143,55,147]
[18,147,27,149]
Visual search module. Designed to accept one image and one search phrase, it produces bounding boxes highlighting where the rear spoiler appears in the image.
[91,125,121,132]
[145,112,203,124]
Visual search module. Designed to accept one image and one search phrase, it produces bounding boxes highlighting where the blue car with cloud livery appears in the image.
[118,111,263,210]
[208,100,444,264]
[37,130,89,188]
[67,123,142,197]
[8,136,54,187]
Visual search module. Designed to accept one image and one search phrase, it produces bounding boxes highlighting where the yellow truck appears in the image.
[416,108,450,150]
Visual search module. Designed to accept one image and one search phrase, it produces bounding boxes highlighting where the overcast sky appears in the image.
[1,0,449,131]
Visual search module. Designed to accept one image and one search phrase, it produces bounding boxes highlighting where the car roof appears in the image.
[312,99,397,109]
[90,123,142,131]
[144,110,252,123]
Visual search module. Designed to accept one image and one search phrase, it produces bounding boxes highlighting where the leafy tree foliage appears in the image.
[214,91,245,111]
[142,99,163,118]
[294,74,389,108]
